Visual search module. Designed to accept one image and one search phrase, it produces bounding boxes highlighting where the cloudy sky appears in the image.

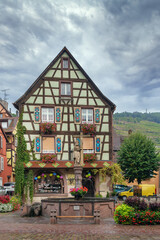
[0,0,160,113]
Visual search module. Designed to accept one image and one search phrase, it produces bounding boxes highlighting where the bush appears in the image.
[125,197,147,211]
[0,203,13,212]
[114,202,160,225]
[95,193,103,198]
[149,202,160,211]
[106,192,110,198]
[131,210,160,225]
[10,196,21,211]
[114,204,135,224]
[111,190,116,196]
[0,195,10,204]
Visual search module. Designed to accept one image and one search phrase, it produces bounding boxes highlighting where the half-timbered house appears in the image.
[14,47,116,199]
[0,101,18,182]
[0,124,11,185]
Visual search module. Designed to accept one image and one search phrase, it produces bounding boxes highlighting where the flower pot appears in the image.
[74,194,83,200]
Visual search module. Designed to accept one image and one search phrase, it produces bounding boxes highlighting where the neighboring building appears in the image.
[113,129,160,194]
[0,124,11,185]
[13,47,116,199]
[112,129,124,162]
[0,101,18,182]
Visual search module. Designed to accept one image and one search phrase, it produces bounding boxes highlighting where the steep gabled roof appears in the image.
[0,102,12,117]
[13,47,116,111]
[0,124,9,142]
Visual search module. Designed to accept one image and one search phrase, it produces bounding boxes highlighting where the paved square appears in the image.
[0,211,160,240]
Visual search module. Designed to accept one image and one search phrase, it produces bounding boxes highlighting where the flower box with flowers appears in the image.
[40,122,56,134]
[70,186,88,199]
[81,124,96,135]
[83,153,96,163]
[41,153,57,163]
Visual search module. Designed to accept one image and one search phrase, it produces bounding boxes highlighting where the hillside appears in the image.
[113,112,160,150]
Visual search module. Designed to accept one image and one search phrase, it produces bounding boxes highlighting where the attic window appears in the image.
[62,59,69,69]
[2,122,7,129]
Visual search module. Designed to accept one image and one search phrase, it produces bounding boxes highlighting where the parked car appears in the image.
[3,182,15,195]
[113,184,132,195]
[0,186,7,195]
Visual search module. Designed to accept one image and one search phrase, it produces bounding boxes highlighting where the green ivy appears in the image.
[30,140,37,161]
[15,111,30,200]
[92,163,125,185]
[24,170,34,203]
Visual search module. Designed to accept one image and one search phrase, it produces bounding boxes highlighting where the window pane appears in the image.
[2,122,7,128]
[83,149,94,153]
[82,109,86,114]
[61,83,65,95]
[63,59,68,69]
[61,83,71,95]
[82,109,93,123]
[42,108,54,122]
[88,109,93,114]
[67,84,71,95]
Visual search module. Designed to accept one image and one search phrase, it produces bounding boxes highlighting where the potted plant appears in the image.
[41,153,57,163]
[40,122,56,134]
[70,186,88,200]
[81,124,96,135]
[83,153,96,163]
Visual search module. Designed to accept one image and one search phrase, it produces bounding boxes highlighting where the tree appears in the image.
[118,132,160,184]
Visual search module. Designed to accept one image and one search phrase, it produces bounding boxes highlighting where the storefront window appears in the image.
[34,171,64,194]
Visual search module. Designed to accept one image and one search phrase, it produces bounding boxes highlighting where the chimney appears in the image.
[16,110,19,117]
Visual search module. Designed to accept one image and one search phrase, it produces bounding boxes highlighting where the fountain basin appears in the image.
[41,197,115,219]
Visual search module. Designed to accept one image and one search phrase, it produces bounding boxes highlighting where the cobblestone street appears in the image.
[0,211,160,240]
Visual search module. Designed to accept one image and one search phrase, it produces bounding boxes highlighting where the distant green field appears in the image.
[113,119,160,146]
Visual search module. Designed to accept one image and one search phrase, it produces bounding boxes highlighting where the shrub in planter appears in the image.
[0,195,10,204]
[114,204,135,224]
[149,202,160,211]
[10,196,21,211]
[0,203,13,212]
[125,197,147,211]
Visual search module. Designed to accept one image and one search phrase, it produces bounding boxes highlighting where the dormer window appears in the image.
[62,59,69,69]
[61,82,71,96]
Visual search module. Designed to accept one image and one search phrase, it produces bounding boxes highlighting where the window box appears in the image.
[81,123,96,135]
[83,153,96,163]
[41,153,57,163]
[40,122,56,134]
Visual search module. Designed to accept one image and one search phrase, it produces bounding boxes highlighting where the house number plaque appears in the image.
[73,206,80,211]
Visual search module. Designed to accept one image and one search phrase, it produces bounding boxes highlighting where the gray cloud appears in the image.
[0,0,160,113]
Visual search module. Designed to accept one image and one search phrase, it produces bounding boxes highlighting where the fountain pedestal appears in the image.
[74,166,83,189]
